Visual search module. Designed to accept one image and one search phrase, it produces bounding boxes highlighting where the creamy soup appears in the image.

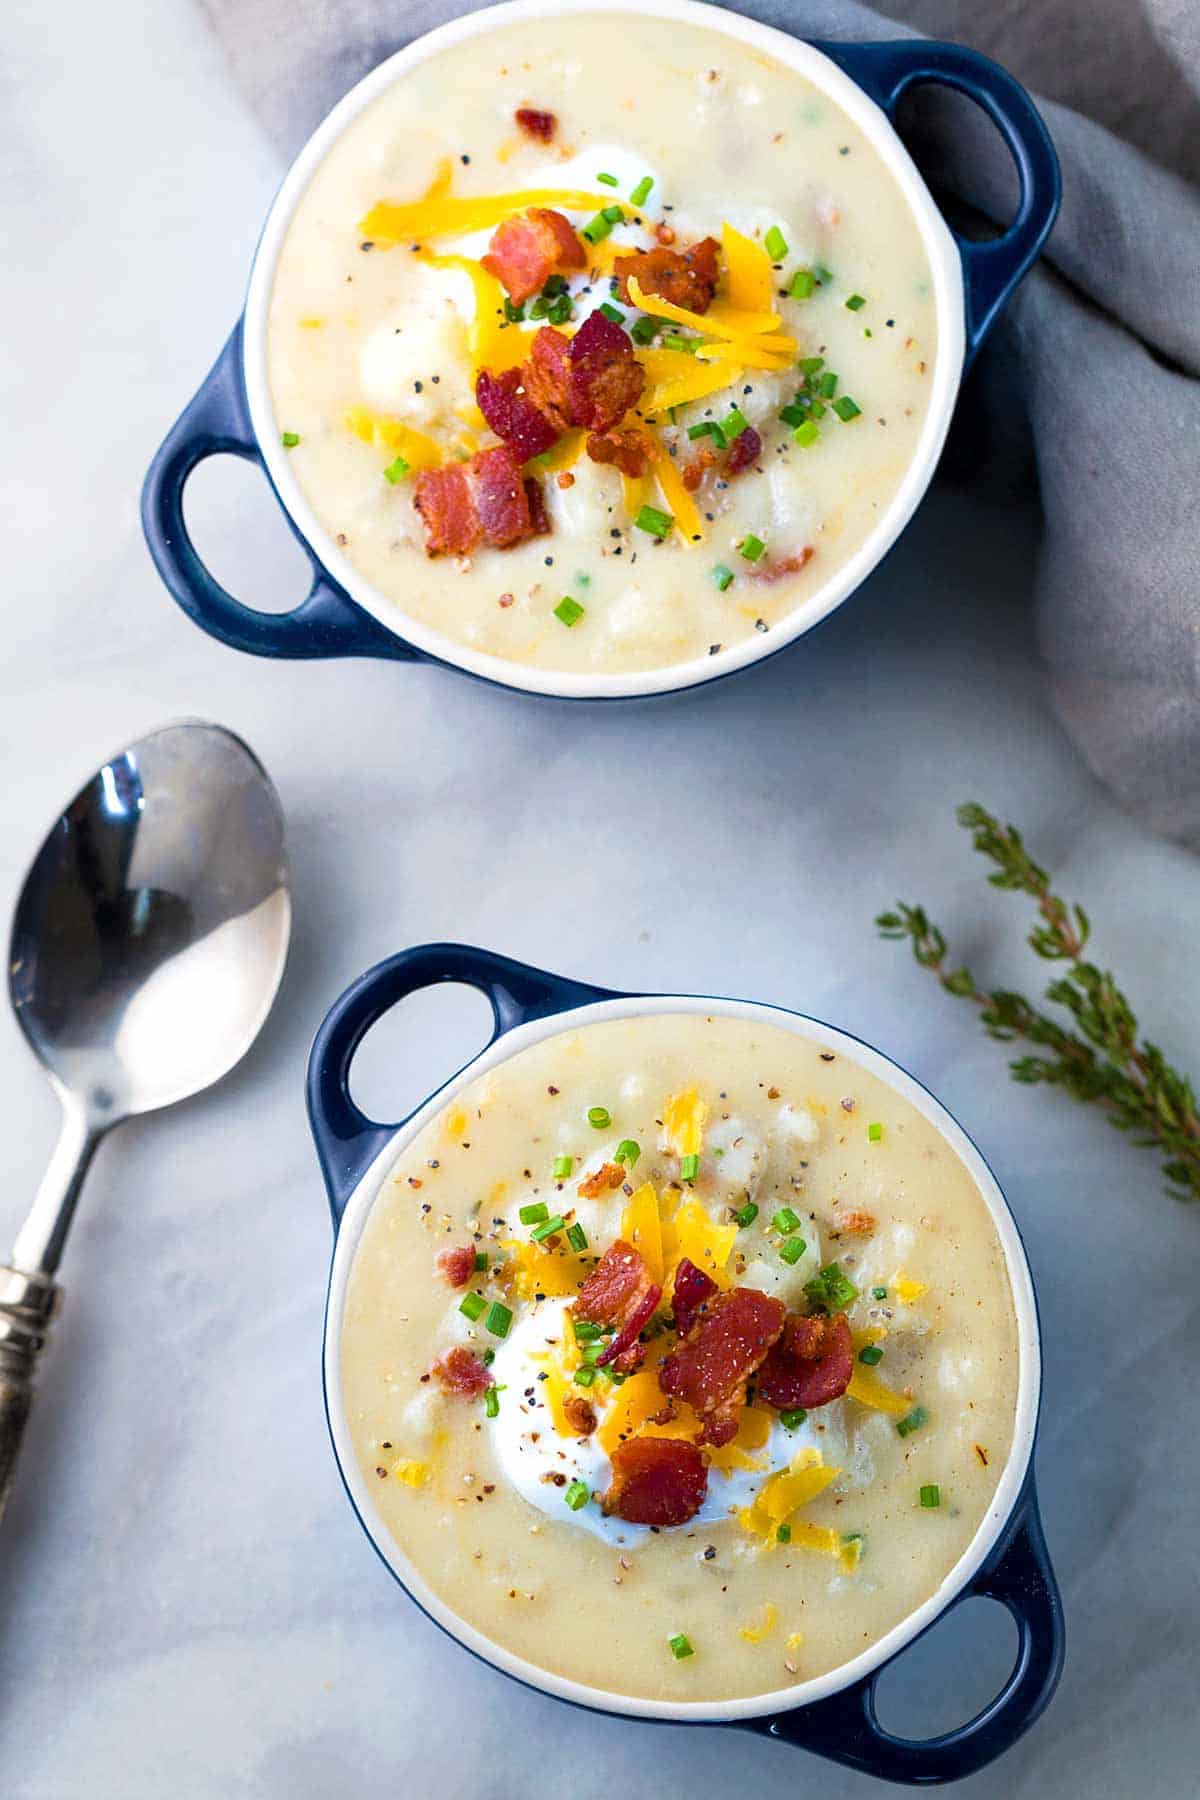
[268,11,940,676]
[339,1014,1018,1704]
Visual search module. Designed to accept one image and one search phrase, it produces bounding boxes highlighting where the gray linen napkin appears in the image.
[196,0,1200,847]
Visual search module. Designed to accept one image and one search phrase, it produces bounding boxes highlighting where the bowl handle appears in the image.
[814,39,1061,364]
[140,320,422,661]
[746,1477,1064,1784]
[306,944,619,1224]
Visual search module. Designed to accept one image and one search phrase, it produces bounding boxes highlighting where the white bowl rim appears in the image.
[242,0,967,700]
[322,988,1041,1723]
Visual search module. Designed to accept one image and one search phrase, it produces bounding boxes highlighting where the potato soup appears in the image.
[339,1013,1017,1704]
[268,11,940,676]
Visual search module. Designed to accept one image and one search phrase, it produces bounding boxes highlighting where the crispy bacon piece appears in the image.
[412,463,476,557]
[436,1244,477,1288]
[566,310,644,432]
[601,1436,708,1526]
[431,1346,492,1398]
[614,236,721,313]
[749,547,814,583]
[659,1285,785,1446]
[671,1257,717,1338]
[585,429,651,477]
[838,1209,877,1237]
[476,367,559,461]
[682,447,719,493]
[414,446,546,557]
[726,425,763,475]
[756,1311,854,1411]
[578,1161,625,1199]
[515,106,556,142]
[482,208,586,306]
[562,1395,597,1436]
[521,325,573,431]
[524,475,550,536]
[573,1238,662,1375]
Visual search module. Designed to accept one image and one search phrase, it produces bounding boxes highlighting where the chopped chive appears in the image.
[458,1291,486,1322]
[564,1478,590,1509]
[872,1286,888,1300]
[833,395,862,421]
[519,1201,550,1226]
[503,297,525,323]
[688,420,726,448]
[813,263,833,285]
[780,1408,808,1430]
[547,294,573,325]
[668,1633,694,1660]
[662,333,698,355]
[281,431,300,448]
[575,572,592,587]
[485,1301,513,1339]
[635,503,674,539]
[764,225,788,260]
[484,1386,501,1418]
[842,1530,865,1548]
[582,212,614,244]
[573,1366,597,1387]
[719,406,749,440]
[609,1370,626,1386]
[531,1214,565,1242]
[792,420,820,448]
[630,314,659,346]
[896,1405,929,1438]
[711,563,735,592]
[474,1250,488,1271]
[554,596,585,627]
[580,1341,603,1365]
[597,171,619,187]
[779,1236,807,1266]
[599,301,625,323]
[383,455,410,484]
[553,1154,574,1179]
[630,174,654,205]
[779,401,809,427]
[920,1483,941,1508]
[788,268,815,300]
[818,371,838,398]
[734,1201,759,1228]
[482,1347,495,1366]
[805,1262,859,1311]
[566,1222,588,1253]
[588,1106,612,1129]
[680,1153,700,1182]
[868,1121,883,1142]
[858,1344,884,1366]
[542,274,568,297]
[601,204,623,224]
[573,1318,601,1344]
[615,1139,641,1168]
[845,293,867,311]
[776,1524,792,1544]
[739,534,766,563]
[808,398,827,420]
[799,356,825,375]
[772,1206,801,1234]
[529,296,550,320]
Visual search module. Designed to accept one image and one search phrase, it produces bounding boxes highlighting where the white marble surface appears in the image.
[2,1,1198,1794]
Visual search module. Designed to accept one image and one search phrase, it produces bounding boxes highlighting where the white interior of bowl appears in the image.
[323,989,1040,1722]
[242,0,967,700]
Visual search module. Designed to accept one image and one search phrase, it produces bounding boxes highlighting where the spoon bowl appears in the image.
[2,721,290,1517]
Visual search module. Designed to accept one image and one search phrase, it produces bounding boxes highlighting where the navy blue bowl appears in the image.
[309,943,1064,1784]
[142,7,1060,699]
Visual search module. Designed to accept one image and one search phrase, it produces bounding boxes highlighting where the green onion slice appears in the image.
[896,1405,929,1438]
[566,1222,588,1253]
[734,1201,759,1228]
[711,564,735,591]
[519,1201,549,1225]
[615,1139,641,1168]
[779,1408,807,1430]
[920,1483,941,1508]
[739,534,766,563]
[531,1214,565,1242]
[832,395,862,421]
[564,1478,590,1509]
[280,431,300,448]
[553,1154,574,1179]
[587,1106,612,1129]
[485,1301,513,1339]
[680,1153,699,1182]
[554,596,585,627]
[668,1632,694,1660]
[458,1291,486,1322]
[858,1344,884,1366]
[764,225,788,260]
[779,1236,807,1266]
[634,503,674,539]
[630,175,654,206]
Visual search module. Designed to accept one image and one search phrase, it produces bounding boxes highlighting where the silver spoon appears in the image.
[1,721,291,1520]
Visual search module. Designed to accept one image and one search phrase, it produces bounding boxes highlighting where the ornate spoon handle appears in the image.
[0,1269,60,1523]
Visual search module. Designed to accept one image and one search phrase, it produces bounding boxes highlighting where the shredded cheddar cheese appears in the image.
[663,1087,708,1156]
[662,1196,737,1288]
[845,1365,910,1417]
[359,180,626,246]
[721,222,775,313]
[343,408,443,470]
[893,1271,928,1305]
[642,433,705,544]
[621,1182,664,1287]
[738,1603,779,1644]
[500,1238,591,1301]
[391,1459,429,1487]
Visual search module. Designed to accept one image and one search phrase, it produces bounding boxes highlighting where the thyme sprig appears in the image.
[877,803,1200,1202]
